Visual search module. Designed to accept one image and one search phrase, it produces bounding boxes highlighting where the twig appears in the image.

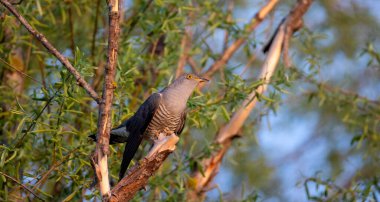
[0,57,42,85]
[189,0,313,199]
[13,87,62,148]
[32,148,79,191]
[95,0,122,198]
[0,171,44,201]
[202,0,279,78]
[0,0,100,103]
[239,54,256,76]
[294,68,380,106]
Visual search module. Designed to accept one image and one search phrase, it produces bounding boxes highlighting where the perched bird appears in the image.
[91,73,208,180]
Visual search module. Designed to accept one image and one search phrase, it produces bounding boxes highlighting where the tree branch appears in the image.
[109,133,179,201]
[94,0,122,198]
[189,0,313,198]
[202,0,279,78]
[0,0,100,103]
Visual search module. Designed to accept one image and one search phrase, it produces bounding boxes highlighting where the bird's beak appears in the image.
[198,77,209,83]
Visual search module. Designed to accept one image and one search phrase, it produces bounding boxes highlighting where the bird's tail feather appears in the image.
[118,133,143,181]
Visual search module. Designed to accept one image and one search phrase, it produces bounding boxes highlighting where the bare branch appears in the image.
[95,0,122,198]
[189,0,313,198]
[0,0,100,103]
[202,0,279,78]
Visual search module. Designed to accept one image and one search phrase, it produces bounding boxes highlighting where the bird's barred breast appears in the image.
[145,103,181,140]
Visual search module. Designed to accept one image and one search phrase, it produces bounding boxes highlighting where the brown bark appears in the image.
[109,134,179,202]
[109,151,172,202]
[0,0,100,103]
[189,0,313,199]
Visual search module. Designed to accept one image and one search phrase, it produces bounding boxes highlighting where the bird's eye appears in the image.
[186,74,193,79]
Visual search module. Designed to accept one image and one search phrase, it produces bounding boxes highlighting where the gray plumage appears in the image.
[91,73,208,180]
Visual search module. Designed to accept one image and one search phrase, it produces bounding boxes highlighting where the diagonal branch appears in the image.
[189,0,313,199]
[202,0,279,78]
[109,133,179,201]
[0,0,100,103]
[94,0,122,198]
[0,171,44,201]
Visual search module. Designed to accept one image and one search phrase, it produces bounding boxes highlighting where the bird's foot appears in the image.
[147,133,179,158]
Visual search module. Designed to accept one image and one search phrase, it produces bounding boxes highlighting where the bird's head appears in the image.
[182,73,209,84]
[163,73,209,102]
[171,73,209,90]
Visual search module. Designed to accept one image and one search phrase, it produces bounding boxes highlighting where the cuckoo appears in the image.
[91,73,208,180]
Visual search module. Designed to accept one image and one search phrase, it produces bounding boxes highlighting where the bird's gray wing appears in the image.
[175,110,187,135]
[119,93,162,180]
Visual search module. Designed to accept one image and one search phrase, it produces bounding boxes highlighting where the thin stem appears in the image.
[0,171,44,201]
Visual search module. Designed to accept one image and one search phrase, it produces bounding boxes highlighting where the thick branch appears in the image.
[0,0,100,103]
[189,0,313,198]
[189,24,285,199]
[95,0,122,198]
[109,134,179,202]
[203,0,279,78]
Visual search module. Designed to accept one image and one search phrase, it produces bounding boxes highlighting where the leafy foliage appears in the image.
[0,0,379,201]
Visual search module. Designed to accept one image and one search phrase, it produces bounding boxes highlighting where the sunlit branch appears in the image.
[189,0,313,199]
[94,0,122,198]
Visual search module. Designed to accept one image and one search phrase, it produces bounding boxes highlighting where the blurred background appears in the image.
[0,0,379,201]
